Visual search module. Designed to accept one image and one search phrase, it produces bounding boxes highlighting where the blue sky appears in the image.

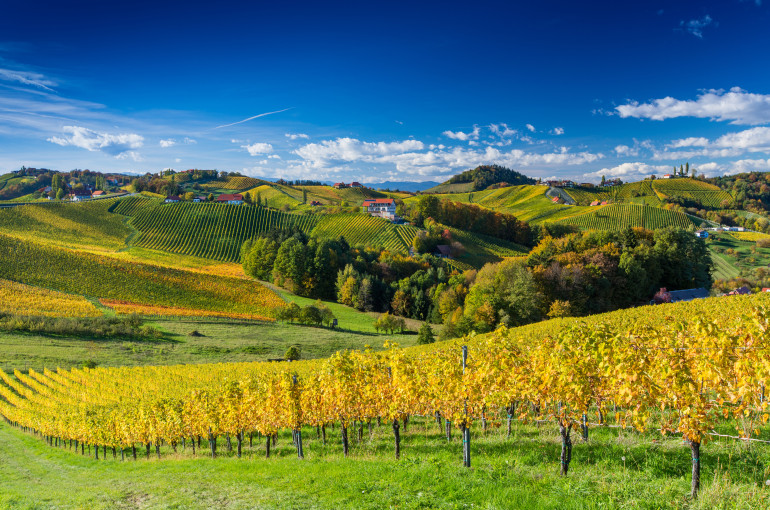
[2,0,770,183]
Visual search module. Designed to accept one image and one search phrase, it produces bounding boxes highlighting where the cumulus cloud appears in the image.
[616,87,770,125]
[295,138,425,167]
[159,139,176,148]
[294,137,602,176]
[614,145,638,157]
[242,142,274,156]
[680,15,714,38]
[47,125,144,157]
[654,126,770,160]
[285,133,309,140]
[526,124,536,132]
[443,126,480,141]
[550,127,564,135]
[583,162,671,181]
[666,137,709,148]
[490,123,517,137]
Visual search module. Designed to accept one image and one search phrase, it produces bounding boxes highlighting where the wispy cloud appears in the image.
[550,127,564,135]
[213,107,292,129]
[0,67,57,92]
[159,139,176,148]
[526,123,536,132]
[653,126,770,160]
[285,133,309,140]
[680,15,714,38]
[616,87,770,125]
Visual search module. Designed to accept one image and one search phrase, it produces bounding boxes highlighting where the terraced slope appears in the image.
[0,198,132,251]
[130,203,319,262]
[555,203,695,230]
[310,213,416,252]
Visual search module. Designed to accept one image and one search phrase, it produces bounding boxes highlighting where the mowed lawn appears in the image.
[2,415,770,509]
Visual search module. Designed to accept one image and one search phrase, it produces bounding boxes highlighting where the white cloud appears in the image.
[526,124,536,132]
[47,126,144,157]
[183,137,196,144]
[294,137,602,176]
[175,158,182,163]
[666,137,709,148]
[583,162,670,181]
[115,151,142,162]
[443,126,480,141]
[680,15,714,39]
[550,127,564,135]
[285,133,309,140]
[242,142,274,156]
[0,68,56,92]
[614,145,638,157]
[490,123,517,137]
[295,138,425,167]
[616,87,770,125]
[159,139,176,148]
[654,126,770,160]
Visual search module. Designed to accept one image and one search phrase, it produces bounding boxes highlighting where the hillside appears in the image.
[425,165,536,193]
[2,294,770,508]
[414,178,736,231]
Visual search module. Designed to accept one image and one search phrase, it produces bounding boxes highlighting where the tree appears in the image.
[302,189,308,204]
[284,345,301,361]
[256,191,262,207]
[242,238,279,281]
[547,300,572,319]
[55,188,65,200]
[601,175,606,186]
[417,323,435,344]
[272,238,308,294]
[357,277,374,311]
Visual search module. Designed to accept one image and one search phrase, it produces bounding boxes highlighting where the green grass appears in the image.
[0,316,420,372]
[2,413,769,509]
[707,232,770,279]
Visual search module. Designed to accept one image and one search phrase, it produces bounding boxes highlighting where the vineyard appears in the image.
[0,198,133,251]
[0,279,102,318]
[130,203,319,262]
[310,214,416,253]
[0,234,285,318]
[2,293,769,501]
[652,178,733,208]
[728,231,770,242]
[556,204,695,230]
[204,176,268,191]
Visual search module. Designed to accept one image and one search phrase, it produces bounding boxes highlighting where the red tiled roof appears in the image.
[364,198,395,205]
[216,193,243,201]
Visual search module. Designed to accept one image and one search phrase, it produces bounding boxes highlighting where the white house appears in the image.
[215,193,244,205]
[362,198,396,220]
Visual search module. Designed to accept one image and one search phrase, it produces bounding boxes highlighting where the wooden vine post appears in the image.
[462,345,470,468]
[292,374,304,459]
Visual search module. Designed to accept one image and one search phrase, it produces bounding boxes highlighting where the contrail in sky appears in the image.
[213,107,293,129]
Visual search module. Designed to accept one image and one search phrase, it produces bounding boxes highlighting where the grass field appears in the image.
[707,232,770,279]
[1,410,768,509]
[0,316,420,372]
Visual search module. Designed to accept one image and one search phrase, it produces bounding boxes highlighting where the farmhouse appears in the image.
[69,190,91,202]
[165,195,181,203]
[91,190,106,197]
[333,182,348,189]
[668,288,709,303]
[434,245,452,258]
[695,230,709,239]
[590,200,600,206]
[362,198,396,220]
[350,182,363,188]
[216,193,244,205]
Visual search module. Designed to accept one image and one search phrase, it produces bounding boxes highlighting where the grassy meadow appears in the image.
[2,412,769,509]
